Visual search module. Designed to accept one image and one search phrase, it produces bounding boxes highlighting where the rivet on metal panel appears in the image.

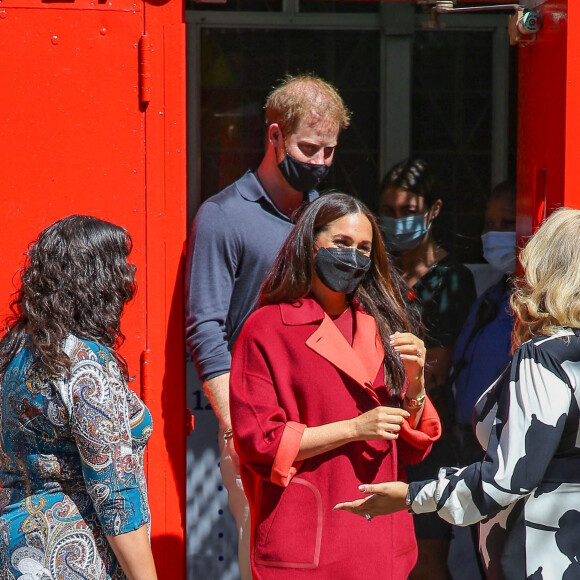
[100,28,107,36]
[51,35,59,45]
[0,10,7,20]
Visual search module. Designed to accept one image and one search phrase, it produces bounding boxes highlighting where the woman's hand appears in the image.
[297,407,410,462]
[333,481,409,519]
[390,331,425,399]
[350,406,410,441]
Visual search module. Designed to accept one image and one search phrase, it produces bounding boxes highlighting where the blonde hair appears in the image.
[511,207,580,350]
[264,74,351,136]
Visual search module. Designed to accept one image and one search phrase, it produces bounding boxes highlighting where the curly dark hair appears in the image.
[259,192,420,396]
[0,215,136,379]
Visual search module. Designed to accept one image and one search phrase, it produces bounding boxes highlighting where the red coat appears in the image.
[230,297,441,580]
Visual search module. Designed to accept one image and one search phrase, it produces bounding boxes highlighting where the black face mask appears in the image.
[314,247,371,294]
[278,150,330,193]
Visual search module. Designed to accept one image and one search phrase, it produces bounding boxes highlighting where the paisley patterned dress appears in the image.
[0,335,152,580]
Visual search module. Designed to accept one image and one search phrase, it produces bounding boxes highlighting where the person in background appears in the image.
[453,180,517,466]
[185,74,350,579]
[0,215,157,580]
[335,207,580,580]
[379,158,476,580]
[449,180,517,578]
[230,192,441,579]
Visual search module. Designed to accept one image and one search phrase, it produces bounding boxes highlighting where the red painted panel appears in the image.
[516,0,568,239]
[0,6,146,361]
[564,2,580,209]
[0,0,140,10]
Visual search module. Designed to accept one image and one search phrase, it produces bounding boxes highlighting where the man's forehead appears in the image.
[292,113,340,139]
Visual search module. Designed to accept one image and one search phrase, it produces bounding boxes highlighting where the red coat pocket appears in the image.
[254,477,322,569]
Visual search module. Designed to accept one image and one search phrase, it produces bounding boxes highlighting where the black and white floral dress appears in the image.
[409,329,580,580]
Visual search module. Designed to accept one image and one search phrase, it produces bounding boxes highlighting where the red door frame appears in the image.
[141,2,187,577]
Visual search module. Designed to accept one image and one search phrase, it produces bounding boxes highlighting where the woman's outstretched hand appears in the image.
[333,481,409,519]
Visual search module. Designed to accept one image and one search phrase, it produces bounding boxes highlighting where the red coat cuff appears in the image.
[270,421,306,487]
[399,396,441,449]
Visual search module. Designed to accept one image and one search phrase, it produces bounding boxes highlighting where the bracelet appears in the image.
[404,391,426,409]
[223,427,233,441]
[405,486,415,514]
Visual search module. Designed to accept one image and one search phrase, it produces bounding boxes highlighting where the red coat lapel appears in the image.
[352,309,385,384]
[281,299,385,404]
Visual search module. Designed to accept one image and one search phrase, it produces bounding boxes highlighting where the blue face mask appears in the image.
[481,231,516,274]
[380,213,430,252]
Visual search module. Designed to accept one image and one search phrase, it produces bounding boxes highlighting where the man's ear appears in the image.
[268,123,283,148]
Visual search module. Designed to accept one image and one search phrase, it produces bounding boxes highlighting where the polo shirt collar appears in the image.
[237,171,318,220]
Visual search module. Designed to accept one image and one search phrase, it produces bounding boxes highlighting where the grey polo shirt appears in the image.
[185,170,318,382]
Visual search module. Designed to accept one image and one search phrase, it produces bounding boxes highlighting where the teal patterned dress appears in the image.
[0,335,152,579]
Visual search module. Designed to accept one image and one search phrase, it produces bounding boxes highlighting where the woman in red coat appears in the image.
[230,193,441,579]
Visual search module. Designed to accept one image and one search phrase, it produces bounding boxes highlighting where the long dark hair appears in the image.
[260,192,419,395]
[0,215,136,379]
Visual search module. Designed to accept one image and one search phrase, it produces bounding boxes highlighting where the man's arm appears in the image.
[185,201,238,387]
[203,372,231,430]
[205,372,240,473]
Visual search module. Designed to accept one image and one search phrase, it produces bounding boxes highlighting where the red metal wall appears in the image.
[516,0,580,239]
[0,1,187,577]
[517,0,567,237]
[563,1,580,210]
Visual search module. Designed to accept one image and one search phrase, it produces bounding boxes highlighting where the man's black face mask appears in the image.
[278,149,330,193]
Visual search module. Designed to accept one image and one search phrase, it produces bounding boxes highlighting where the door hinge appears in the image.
[139,34,152,105]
